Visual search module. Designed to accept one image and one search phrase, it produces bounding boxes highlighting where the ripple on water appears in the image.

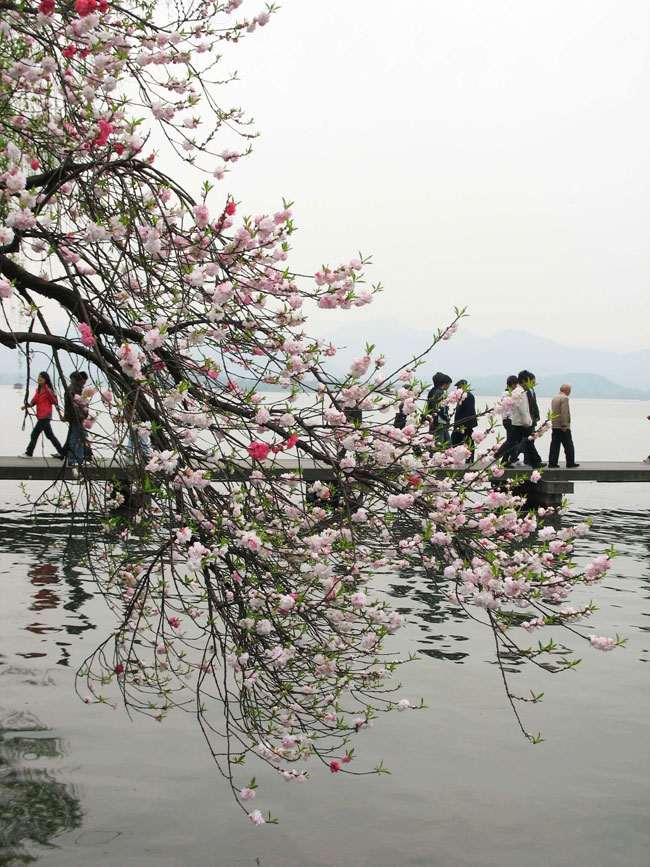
[0,496,647,867]
[377,505,650,673]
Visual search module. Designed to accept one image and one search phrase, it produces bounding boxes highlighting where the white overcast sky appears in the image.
[221,0,650,352]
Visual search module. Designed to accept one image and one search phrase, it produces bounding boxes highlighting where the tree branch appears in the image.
[0,255,143,342]
[0,328,103,366]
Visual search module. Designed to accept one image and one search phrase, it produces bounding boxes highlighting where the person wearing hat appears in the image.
[451,379,477,460]
[426,372,452,443]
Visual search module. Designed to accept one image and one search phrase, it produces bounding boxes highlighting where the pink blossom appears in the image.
[118,343,144,379]
[324,408,346,426]
[4,168,26,193]
[0,278,13,299]
[240,531,262,552]
[354,289,373,306]
[255,619,272,636]
[589,635,616,651]
[387,493,414,509]
[474,591,499,610]
[78,322,95,347]
[240,787,256,801]
[193,204,210,227]
[5,209,36,230]
[445,387,465,406]
[584,555,611,581]
[143,327,163,350]
[277,594,295,612]
[247,441,271,461]
[145,450,178,474]
[248,810,265,826]
[75,0,97,15]
[349,355,371,378]
[329,760,341,774]
[175,527,192,544]
[92,118,113,148]
[521,617,545,632]
[187,541,209,567]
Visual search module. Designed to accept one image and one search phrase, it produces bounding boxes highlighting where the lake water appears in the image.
[1,387,648,866]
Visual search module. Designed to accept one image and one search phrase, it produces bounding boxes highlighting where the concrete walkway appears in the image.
[1,456,648,484]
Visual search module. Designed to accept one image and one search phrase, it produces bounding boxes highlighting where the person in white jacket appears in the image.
[494,374,520,465]
[510,376,544,467]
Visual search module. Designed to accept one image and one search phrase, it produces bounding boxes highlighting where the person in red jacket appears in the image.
[22,371,65,459]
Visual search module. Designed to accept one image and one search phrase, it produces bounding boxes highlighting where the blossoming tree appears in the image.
[0,0,620,824]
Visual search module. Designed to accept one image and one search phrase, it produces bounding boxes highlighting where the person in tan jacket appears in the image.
[548,384,579,468]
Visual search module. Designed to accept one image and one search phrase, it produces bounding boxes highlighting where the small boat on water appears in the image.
[13,382,22,390]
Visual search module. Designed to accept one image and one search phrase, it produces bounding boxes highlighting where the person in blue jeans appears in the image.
[63,371,88,465]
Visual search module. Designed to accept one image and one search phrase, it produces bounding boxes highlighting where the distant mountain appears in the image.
[467,372,650,401]
[0,370,21,385]
[2,327,648,399]
[317,323,650,393]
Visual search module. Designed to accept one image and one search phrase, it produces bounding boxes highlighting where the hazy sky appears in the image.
[222,0,650,352]
[2,0,648,379]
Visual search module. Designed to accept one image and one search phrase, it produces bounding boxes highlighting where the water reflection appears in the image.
[0,508,99,666]
[29,565,61,612]
[0,719,82,865]
[382,506,650,669]
[387,565,472,663]
[566,506,650,556]
[1,501,647,675]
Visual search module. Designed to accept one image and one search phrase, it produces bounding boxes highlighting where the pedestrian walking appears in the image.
[548,384,579,468]
[21,372,65,459]
[426,372,452,443]
[521,369,541,427]
[494,374,520,465]
[451,379,477,459]
[512,371,545,468]
[393,403,407,430]
[63,371,89,465]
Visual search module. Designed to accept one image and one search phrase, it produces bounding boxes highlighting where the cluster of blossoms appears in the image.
[0,0,621,824]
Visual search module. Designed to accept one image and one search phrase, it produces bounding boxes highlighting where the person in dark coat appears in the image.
[451,379,477,459]
[426,372,452,443]
[516,370,545,468]
[63,371,89,465]
[393,403,407,430]
[494,374,520,465]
